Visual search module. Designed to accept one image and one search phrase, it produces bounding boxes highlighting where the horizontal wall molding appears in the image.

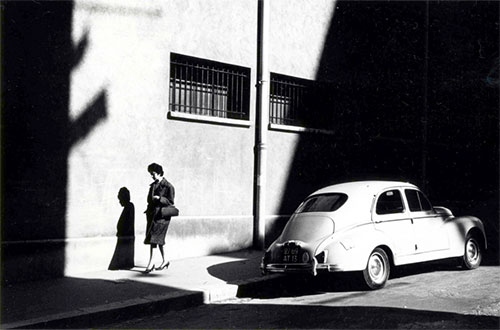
[168,111,251,128]
[173,215,253,220]
[75,2,163,18]
[1,236,116,245]
[2,215,292,245]
[269,123,335,135]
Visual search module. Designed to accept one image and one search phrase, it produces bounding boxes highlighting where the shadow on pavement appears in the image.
[207,256,373,299]
[103,302,500,329]
[207,257,477,299]
[205,251,264,284]
[1,276,204,329]
[237,273,371,299]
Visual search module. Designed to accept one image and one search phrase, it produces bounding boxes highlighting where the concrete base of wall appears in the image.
[2,216,256,284]
[2,240,67,284]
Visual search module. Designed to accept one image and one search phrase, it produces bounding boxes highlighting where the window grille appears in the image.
[270,73,312,127]
[270,73,335,129]
[169,53,250,120]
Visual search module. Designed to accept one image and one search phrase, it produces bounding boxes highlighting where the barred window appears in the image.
[270,73,311,127]
[169,53,250,120]
[270,73,335,129]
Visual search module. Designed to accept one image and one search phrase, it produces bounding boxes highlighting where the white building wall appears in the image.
[65,0,334,275]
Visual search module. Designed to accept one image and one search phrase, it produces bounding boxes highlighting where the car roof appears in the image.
[310,180,418,198]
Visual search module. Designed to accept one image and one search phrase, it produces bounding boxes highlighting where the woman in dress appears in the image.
[144,163,175,273]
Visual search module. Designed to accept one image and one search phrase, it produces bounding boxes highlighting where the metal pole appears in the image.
[254,0,269,250]
[422,0,429,192]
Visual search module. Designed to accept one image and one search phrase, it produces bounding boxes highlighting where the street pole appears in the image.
[254,0,269,250]
[422,0,429,192]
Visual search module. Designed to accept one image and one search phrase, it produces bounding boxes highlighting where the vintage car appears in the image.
[261,181,486,289]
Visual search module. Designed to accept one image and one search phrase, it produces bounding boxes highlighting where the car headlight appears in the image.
[302,251,310,263]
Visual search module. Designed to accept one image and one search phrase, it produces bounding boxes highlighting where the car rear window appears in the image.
[296,193,348,213]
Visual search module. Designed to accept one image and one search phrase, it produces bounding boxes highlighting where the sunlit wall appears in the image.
[63,0,335,276]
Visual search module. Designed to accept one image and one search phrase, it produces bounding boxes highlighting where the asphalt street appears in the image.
[102,261,500,329]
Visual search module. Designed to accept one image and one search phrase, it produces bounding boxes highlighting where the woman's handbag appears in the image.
[160,205,179,217]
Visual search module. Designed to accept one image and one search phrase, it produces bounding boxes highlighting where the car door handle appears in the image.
[410,218,414,224]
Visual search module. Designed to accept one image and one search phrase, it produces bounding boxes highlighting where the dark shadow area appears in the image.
[99,302,500,329]
[273,1,427,218]
[206,250,264,283]
[237,273,370,299]
[1,276,204,329]
[108,188,135,271]
[1,1,108,283]
[206,258,423,299]
[236,264,464,300]
[2,0,73,282]
[273,0,500,265]
[69,90,108,147]
[425,1,500,267]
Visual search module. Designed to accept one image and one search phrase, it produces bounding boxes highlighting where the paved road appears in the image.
[103,262,500,329]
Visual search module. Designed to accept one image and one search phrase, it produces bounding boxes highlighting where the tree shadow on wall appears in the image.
[1,1,108,283]
[273,0,499,265]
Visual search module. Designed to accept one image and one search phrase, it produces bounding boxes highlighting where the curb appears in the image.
[3,274,284,329]
[3,291,204,329]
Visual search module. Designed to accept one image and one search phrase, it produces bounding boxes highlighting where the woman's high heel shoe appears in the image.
[156,261,170,271]
[143,265,155,274]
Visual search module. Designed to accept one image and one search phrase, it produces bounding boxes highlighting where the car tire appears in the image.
[462,234,482,270]
[362,248,390,290]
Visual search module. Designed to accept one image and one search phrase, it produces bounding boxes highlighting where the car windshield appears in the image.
[295,193,348,213]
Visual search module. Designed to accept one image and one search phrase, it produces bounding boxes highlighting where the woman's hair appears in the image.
[147,163,164,176]
[118,187,130,202]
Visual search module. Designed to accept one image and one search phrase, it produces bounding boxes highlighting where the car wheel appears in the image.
[462,234,482,270]
[362,248,390,290]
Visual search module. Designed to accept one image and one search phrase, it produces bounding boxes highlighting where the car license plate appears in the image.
[282,246,300,263]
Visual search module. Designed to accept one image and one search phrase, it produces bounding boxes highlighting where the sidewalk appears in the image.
[1,249,281,329]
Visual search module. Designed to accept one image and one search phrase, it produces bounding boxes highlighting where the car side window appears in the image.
[404,189,421,212]
[404,189,433,213]
[376,189,404,215]
[418,191,433,211]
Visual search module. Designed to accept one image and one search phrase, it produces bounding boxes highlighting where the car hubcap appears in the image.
[466,239,479,264]
[369,253,385,283]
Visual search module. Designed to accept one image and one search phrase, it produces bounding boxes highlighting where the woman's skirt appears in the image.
[144,219,170,246]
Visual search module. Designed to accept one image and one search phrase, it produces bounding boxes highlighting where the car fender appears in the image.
[443,215,486,256]
[318,222,395,271]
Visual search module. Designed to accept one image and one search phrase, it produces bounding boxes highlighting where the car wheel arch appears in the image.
[367,244,395,269]
[467,227,487,251]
